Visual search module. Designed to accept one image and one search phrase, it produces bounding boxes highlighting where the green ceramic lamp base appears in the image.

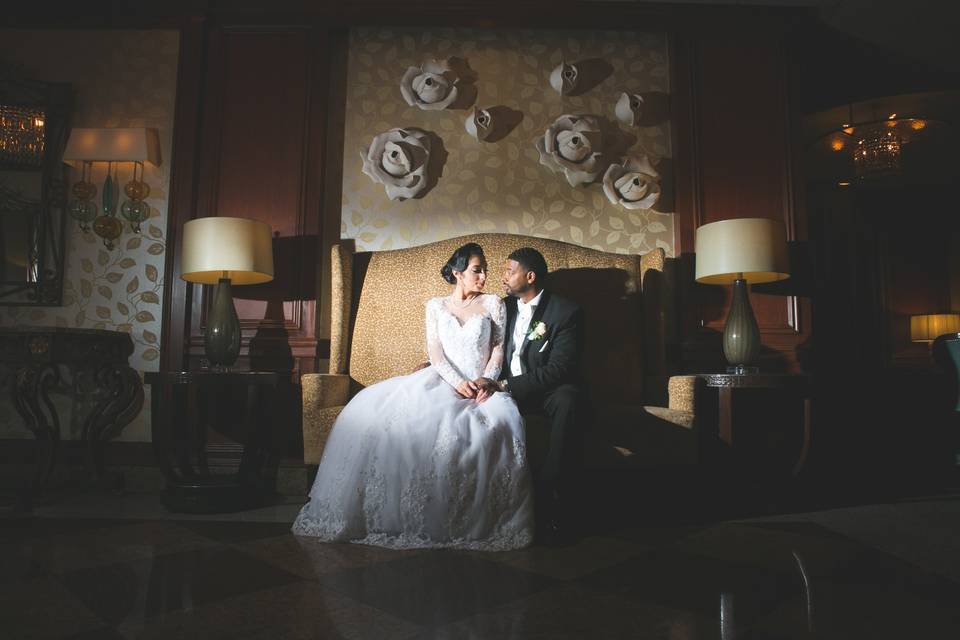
[723,278,761,372]
[205,277,241,369]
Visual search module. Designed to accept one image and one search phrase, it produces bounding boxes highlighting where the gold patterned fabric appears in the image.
[667,375,699,414]
[328,244,354,375]
[344,234,663,399]
[301,373,351,464]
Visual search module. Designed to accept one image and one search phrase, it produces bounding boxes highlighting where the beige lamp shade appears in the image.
[62,127,161,164]
[180,217,274,285]
[695,217,790,285]
[910,313,960,342]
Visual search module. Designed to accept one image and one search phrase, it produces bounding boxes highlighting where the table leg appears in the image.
[718,386,733,446]
[793,397,812,476]
[12,365,61,504]
[81,364,144,489]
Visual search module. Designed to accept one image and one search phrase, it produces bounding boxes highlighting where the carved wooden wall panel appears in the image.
[185,24,327,379]
[674,29,810,373]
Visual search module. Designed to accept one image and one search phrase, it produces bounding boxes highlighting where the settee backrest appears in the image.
[329,233,666,405]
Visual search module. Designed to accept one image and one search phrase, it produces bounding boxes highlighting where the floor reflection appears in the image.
[2,493,960,639]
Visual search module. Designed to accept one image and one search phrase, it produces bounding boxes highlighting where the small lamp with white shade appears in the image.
[695,217,791,373]
[180,217,274,369]
[911,313,960,412]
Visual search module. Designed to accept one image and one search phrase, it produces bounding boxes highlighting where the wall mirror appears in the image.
[0,66,71,305]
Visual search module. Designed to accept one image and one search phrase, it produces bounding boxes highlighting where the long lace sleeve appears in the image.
[426,298,468,389]
[482,296,506,380]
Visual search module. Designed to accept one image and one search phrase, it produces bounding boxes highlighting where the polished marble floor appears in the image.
[3,491,960,639]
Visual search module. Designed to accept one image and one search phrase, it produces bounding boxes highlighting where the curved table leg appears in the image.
[81,364,144,490]
[11,364,62,507]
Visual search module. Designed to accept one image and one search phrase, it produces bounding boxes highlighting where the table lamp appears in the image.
[910,313,960,345]
[911,313,960,411]
[180,217,274,368]
[695,217,790,373]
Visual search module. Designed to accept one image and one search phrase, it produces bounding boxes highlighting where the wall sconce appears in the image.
[62,127,160,249]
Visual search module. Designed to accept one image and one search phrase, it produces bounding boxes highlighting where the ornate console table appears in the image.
[0,327,144,501]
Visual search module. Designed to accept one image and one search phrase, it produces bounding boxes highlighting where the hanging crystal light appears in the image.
[0,105,45,167]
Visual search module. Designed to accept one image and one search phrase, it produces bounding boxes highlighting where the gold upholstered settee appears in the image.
[301,233,703,471]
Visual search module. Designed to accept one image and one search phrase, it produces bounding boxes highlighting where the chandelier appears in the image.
[0,104,45,167]
[823,112,934,184]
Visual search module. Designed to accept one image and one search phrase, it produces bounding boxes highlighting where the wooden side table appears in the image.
[145,370,278,513]
[699,373,812,476]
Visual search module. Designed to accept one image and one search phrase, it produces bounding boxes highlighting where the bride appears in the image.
[292,242,533,550]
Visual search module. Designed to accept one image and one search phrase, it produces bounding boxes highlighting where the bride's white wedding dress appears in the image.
[292,293,533,550]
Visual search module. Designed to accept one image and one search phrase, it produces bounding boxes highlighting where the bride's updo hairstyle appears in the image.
[441,242,485,284]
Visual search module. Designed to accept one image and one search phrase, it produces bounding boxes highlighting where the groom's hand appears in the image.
[473,377,499,403]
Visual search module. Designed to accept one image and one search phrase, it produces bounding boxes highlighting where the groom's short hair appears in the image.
[508,247,548,288]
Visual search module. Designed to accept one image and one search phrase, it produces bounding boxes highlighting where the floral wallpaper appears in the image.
[0,30,179,442]
[341,27,675,255]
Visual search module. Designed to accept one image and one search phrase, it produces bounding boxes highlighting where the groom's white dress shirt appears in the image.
[510,289,544,376]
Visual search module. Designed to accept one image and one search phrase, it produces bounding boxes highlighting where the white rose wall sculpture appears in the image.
[535,114,608,188]
[615,92,645,127]
[400,58,461,111]
[602,154,661,210]
[361,128,433,200]
[549,61,580,96]
[350,29,674,254]
[465,108,494,141]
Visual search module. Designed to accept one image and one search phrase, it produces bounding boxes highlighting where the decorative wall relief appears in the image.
[615,92,644,127]
[342,28,674,257]
[361,127,436,200]
[550,61,579,96]
[603,154,661,210]
[465,106,524,143]
[535,114,607,187]
[550,59,615,97]
[400,57,477,111]
[465,108,494,141]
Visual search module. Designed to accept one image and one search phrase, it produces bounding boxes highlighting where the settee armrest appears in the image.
[301,373,351,465]
[667,375,701,414]
[640,375,703,432]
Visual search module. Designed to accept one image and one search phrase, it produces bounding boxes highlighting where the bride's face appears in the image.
[456,255,487,294]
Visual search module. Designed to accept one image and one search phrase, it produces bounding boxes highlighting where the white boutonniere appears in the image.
[527,321,548,341]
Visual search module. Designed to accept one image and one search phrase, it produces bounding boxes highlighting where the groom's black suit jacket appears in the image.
[502,290,584,403]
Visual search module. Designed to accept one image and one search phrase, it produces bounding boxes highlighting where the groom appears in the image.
[478,247,587,542]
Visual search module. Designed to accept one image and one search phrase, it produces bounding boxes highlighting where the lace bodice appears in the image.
[426,294,506,387]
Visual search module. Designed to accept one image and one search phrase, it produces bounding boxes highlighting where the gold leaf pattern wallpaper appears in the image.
[0,30,179,442]
[341,27,675,256]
